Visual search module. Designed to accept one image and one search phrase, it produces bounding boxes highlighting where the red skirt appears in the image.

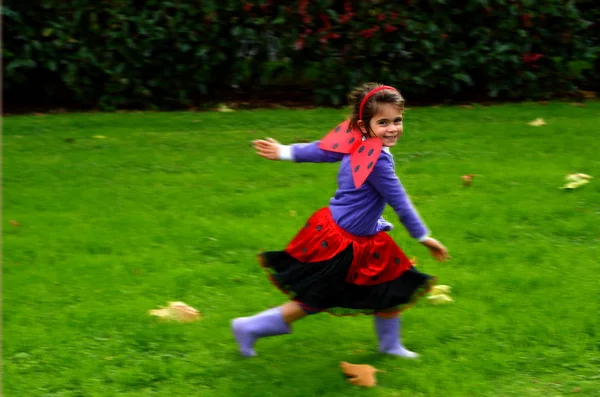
[286,208,413,286]
[259,208,435,315]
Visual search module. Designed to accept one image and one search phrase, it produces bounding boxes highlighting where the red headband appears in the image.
[359,85,399,120]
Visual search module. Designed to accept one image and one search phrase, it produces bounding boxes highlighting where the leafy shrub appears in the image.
[2,0,598,110]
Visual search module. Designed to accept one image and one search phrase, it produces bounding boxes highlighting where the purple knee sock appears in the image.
[231,307,291,357]
[374,316,419,358]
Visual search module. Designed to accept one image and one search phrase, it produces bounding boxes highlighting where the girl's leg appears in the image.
[231,301,310,357]
[374,307,419,358]
[281,301,309,323]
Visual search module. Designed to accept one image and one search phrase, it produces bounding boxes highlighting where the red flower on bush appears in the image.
[344,0,352,13]
[294,38,305,50]
[298,0,311,24]
[520,14,532,28]
[320,14,331,30]
[340,0,354,24]
[384,24,398,33]
[378,13,386,21]
[359,26,380,38]
[441,33,449,40]
[243,3,252,12]
[340,14,353,24]
[522,53,543,63]
[203,13,216,23]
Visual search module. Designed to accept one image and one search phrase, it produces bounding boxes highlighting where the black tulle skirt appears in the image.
[258,208,436,316]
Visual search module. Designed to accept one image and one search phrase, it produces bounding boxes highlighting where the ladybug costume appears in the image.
[259,86,436,316]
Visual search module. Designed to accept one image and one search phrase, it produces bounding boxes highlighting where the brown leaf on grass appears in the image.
[149,302,201,322]
[461,174,475,186]
[580,90,597,99]
[10,220,20,228]
[527,118,546,127]
[340,362,384,388]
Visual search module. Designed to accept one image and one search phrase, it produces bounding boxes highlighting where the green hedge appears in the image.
[3,0,598,110]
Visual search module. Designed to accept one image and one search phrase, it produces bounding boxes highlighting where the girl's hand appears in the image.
[253,138,281,160]
[420,237,450,262]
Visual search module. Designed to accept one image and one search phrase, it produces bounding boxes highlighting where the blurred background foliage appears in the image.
[2,0,599,111]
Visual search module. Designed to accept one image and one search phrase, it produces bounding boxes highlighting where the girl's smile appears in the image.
[360,103,404,147]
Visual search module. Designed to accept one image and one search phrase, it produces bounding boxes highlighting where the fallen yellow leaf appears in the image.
[565,173,591,182]
[562,180,590,190]
[527,118,546,127]
[430,285,452,295]
[426,293,454,305]
[149,301,201,322]
[217,104,234,112]
[561,173,592,189]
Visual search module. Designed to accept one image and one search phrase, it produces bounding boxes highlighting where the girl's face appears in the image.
[359,103,404,147]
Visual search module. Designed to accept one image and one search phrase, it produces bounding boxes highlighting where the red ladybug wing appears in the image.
[349,138,383,188]
[318,120,363,154]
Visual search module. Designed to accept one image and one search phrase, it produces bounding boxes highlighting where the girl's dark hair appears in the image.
[348,82,405,136]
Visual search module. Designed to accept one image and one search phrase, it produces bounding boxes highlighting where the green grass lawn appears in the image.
[3,101,600,397]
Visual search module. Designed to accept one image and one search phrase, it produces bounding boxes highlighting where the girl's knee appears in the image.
[297,302,322,315]
[375,307,400,318]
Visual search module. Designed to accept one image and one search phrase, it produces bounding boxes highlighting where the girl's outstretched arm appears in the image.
[253,138,281,160]
[368,156,449,262]
[253,138,344,163]
[420,237,450,262]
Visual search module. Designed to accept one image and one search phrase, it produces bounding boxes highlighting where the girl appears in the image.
[232,83,449,358]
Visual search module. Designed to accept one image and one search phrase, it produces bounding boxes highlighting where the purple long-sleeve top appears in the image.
[289,141,429,239]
